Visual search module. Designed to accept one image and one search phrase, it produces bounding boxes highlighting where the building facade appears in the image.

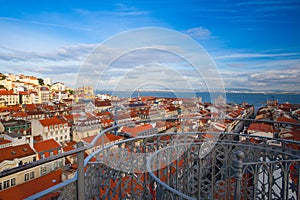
[32,117,70,143]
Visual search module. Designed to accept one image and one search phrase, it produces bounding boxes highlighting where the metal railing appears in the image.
[146,137,300,199]
[1,118,298,200]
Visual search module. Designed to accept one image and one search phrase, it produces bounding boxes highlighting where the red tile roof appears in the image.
[156,121,166,128]
[0,139,11,145]
[0,169,62,200]
[95,99,111,107]
[19,91,30,95]
[0,90,15,95]
[33,135,43,142]
[0,106,22,113]
[12,112,28,117]
[248,122,274,133]
[43,105,56,111]
[34,139,61,152]
[24,104,39,110]
[276,117,298,123]
[0,144,36,163]
[39,117,68,127]
[121,124,154,137]
[63,114,74,121]
[63,145,75,152]
[82,133,123,146]
[284,129,300,141]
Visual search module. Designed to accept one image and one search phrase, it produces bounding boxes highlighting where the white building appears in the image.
[44,78,52,86]
[32,117,70,143]
[38,86,51,103]
[2,133,33,149]
[51,82,66,92]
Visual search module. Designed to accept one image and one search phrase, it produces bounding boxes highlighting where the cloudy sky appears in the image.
[0,0,300,91]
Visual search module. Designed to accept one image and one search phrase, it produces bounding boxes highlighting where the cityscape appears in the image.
[1,0,300,199]
[0,72,299,199]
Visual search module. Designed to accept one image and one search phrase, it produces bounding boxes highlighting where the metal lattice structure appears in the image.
[24,119,300,200]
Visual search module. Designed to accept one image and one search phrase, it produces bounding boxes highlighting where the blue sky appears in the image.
[0,0,300,91]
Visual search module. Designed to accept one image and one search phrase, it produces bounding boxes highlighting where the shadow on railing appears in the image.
[13,118,300,200]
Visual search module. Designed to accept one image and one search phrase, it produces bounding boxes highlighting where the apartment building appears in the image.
[32,117,70,143]
[0,90,19,106]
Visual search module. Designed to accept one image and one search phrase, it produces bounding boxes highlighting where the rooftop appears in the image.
[276,117,299,123]
[0,144,35,163]
[39,117,68,127]
[248,122,274,133]
[121,124,154,137]
[0,138,11,145]
[4,132,25,138]
[0,90,15,95]
[0,169,62,200]
[82,133,123,146]
[34,139,61,153]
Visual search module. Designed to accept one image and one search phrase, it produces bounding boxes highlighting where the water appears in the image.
[97,90,300,109]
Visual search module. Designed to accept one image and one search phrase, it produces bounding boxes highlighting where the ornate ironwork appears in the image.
[24,118,300,200]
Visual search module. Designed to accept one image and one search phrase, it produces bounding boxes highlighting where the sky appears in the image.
[0,0,300,92]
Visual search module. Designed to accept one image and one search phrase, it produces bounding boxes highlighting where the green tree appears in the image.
[38,78,44,86]
[0,84,7,90]
[0,73,7,80]
[67,89,74,95]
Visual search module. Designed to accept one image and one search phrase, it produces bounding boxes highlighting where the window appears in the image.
[41,153,45,159]
[0,182,2,190]
[64,135,67,139]
[24,173,29,181]
[41,167,46,175]
[11,178,16,186]
[50,151,54,156]
[3,180,10,189]
[60,136,63,140]
[54,125,58,130]
[59,124,63,129]
[30,171,34,179]
[49,126,53,130]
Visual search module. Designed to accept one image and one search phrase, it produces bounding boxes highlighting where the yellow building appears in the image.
[0,90,19,106]
[75,86,94,96]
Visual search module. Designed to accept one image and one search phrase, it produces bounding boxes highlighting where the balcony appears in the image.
[2,118,299,200]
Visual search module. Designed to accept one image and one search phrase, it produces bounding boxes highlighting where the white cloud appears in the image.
[214,52,300,60]
[183,27,212,40]
[0,43,97,62]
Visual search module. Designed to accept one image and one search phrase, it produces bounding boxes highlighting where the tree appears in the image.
[0,73,7,80]
[67,89,74,95]
[38,78,44,86]
[0,84,7,90]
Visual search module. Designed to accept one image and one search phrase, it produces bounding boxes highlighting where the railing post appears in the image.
[297,162,300,200]
[234,150,245,200]
[77,142,85,200]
